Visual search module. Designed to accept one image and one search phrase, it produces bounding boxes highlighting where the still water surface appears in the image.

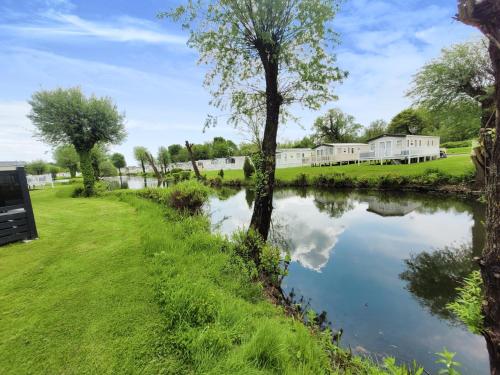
[208,187,488,374]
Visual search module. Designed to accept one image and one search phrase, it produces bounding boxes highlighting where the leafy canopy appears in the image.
[53,145,79,170]
[361,119,387,142]
[408,39,493,109]
[111,153,126,170]
[387,108,426,135]
[160,0,346,126]
[28,87,126,152]
[312,108,362,143]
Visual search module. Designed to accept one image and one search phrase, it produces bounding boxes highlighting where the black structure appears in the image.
[0,167,38,246]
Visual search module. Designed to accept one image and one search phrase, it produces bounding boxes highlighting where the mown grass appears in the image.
[0,186,166,374]
[446,147,471,155]
[205,155,473,183]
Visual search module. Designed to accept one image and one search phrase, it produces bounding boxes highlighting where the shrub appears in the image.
[170,168,183,174]
[218,169,224,179]
[180,170,191,181]
[138,180,211,214]
[441,140,472,149]
[293,173,308,186]
[243,157,255,179]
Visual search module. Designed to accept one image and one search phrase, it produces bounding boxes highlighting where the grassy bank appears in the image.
[446,147,471,155]
[0,185,392,374]
[205,155,475,191]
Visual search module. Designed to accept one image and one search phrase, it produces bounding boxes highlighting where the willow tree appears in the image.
[29,88,126,196]
[161,0,345,241]
[456,1,500,373]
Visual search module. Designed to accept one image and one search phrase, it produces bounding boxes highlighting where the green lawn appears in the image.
[0,187,165,374]
[207,154,473,181]
[446,147,472,155]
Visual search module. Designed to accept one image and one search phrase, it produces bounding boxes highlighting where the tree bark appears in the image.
[78,149,95,196]
[185,141,202,180]
[145,152,163,187]
[140,160,145,175]
[457,1,500,373]
[249,50,282,244]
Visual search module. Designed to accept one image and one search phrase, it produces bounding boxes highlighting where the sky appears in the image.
[0,0,479,166]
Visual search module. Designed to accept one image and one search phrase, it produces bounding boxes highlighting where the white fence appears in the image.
[26,174,54,189]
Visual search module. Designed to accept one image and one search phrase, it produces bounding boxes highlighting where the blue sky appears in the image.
[0,0,478,165]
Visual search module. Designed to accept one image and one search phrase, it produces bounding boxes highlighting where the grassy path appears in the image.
[0,187,164,374]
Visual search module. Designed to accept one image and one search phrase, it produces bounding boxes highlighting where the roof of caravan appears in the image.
[366,134,440,142]
[276,148,312,152]
[312,143,368,149]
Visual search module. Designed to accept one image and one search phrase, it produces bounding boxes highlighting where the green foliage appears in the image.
[279,136,315,149]
[313,108,362,143]
[28,87,126,196]
[110,152,126,171]
[53,145,79,177]
[387,109,426,135]
[383,357,423,375]
[157,146,170,171]
[441,140,472,149]
[138,180,210,214]
[361,119,388,141]
[99,160,118,177]
[49,165,60,179]
[435,348,461,375]
[447,271,484,335]
[25,160,48,175]
[218,169,224,178]
[243,157,255,179]
[133,146,148,172]
[161,0,346,127]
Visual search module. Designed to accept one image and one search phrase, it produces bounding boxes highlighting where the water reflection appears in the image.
[208,188,489,374]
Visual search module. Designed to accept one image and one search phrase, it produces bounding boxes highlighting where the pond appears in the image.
[208,187,488,374]
[104,176,170,189]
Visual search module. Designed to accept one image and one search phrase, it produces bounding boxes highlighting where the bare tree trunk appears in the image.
[457,1,500,373]
[185,141,201,180]
[249,52,282,245]
[140,160,145,174]
[145,152,163,187]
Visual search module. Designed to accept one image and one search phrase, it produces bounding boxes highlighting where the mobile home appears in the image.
[360,134,440,163]
[311,143,370,166]
[276,148,312,168]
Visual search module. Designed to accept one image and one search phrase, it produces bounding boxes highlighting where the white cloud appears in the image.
[0,101,52,162]
[1,12,187,45]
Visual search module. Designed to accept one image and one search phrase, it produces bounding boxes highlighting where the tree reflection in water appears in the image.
[400,243,479,321]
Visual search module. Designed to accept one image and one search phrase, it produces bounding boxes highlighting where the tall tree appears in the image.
[110,153,126,178]
[28,88,126,196]
[53,145,79,178]
[361,119,387,141]
[162,0,345,243]
[312,109,362,143]
[157,146,170,173]
[456,1,500,373]
[408,39,494,128]
[387,108,426,135]
[168,144,183,162]
[133,146,148,174]
[25,160,48,175]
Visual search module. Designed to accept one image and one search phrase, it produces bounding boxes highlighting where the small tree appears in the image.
[387,109,426,135]
[218,169,224,179]
[99,160,117,177]
[25,160,48,175]
[361,119,387,141]
[49,165,60,180]
[243,157,255,179]
[111,153,126,177]
[157,146,170,174]
[313,109,362,143]
[28,88,126,196]
[53,145,79,178]
[133,146,148,174]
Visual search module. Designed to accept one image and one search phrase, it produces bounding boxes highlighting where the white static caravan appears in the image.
[195,156,246,171]
[275,148,312,168]
[311,143,370,166]
[361,134,440,163]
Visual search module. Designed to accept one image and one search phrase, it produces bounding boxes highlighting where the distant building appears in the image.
[276,148,312,168]
[361,134,440,163]
[311,143,369,166]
